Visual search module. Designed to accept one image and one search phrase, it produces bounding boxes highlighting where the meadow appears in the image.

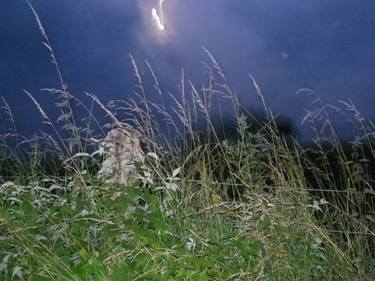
[0,3,374,280]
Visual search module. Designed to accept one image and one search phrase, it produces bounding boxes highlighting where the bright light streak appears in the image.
[152,8,165,31]
[152,0,166,32]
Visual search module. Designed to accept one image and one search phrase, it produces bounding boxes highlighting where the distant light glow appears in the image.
[152,0,166,32]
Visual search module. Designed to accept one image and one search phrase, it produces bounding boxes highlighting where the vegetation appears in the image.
[0,3,374,280]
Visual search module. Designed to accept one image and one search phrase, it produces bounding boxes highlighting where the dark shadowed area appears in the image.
[1,0,374,138]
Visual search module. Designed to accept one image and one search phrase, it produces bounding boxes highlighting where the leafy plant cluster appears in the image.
[0,172,354,280]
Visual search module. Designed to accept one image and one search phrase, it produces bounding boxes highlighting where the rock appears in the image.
[98,126,145,185]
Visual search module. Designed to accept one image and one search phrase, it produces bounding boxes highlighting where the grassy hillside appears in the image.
[1,5,374,279]
[1,72,374,280]
[0,180,364,280]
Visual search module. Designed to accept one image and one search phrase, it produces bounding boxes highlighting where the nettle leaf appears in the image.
[35,235,48,241]
[186,238,196,252]
[0,254,11,274]
[49,184,65,192]
[7,197,22,204]
[0,181,15,191]
[11,266,23,279]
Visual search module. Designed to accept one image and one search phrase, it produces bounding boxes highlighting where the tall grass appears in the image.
[0,2,374,280]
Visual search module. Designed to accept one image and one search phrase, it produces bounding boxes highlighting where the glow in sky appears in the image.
[152,0,166,31]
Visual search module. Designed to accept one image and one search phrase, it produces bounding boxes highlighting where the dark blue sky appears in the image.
[1,0,375,136]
